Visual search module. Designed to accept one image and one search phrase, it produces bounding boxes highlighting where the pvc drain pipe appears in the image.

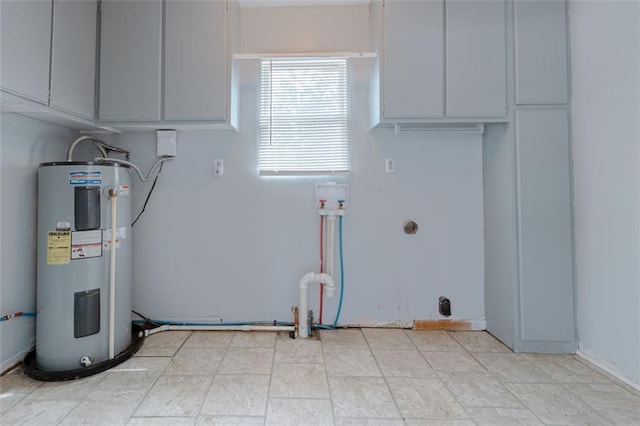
[299,272,335,338]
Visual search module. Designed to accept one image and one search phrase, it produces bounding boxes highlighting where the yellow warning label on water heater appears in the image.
[47,231,71,265]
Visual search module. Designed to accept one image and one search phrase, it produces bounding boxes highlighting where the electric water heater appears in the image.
[36,162,132,371]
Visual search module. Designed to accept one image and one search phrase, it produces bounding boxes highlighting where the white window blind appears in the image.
[259,57,351,175]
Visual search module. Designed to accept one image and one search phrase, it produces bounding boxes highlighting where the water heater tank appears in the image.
[36,162,133,371]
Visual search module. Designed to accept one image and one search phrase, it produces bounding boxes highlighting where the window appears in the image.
[258,57,351,175]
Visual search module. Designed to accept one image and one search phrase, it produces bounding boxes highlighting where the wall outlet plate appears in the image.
[385,158,395,173]
[214,158,224,176]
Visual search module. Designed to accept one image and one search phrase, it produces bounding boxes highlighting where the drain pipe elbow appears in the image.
[298,272,335,338]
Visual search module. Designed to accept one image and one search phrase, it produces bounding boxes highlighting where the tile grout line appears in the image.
[363,329,405,422]
[262,332,277,426]
[192,330,234,421]
[434,330,485,423]
[126,330,193,423]
[318,330,340,426]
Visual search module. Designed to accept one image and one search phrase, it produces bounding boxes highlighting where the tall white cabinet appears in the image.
[483,0,575,353]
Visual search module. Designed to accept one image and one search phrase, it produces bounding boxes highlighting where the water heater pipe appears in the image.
[95,157,172,182]
[108,189,118,359]
[298,272,335,338]
[140,324,295,337]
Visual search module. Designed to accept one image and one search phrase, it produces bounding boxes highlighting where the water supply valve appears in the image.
[315,183,349,216]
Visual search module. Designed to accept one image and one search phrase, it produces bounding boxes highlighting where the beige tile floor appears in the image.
[1,329,640,425]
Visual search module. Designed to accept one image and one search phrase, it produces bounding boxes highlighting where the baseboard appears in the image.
[576,346,640,393]
[1,339,34,375]
[413,319,486,331]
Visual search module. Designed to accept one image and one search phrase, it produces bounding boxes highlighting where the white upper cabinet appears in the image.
[99,0,163,122]
[514,0,568,105]
[382,0,444,119]
[0,0,53,104]
[164,0,228,121]
[445,0,507,118]
[99,0,235,127]
[370,0,507,127]
[50,0,97,119]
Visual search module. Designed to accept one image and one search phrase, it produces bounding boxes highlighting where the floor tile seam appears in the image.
[262,343,277,421]
[363,335,404,420]
[497,381,581,426]
[34,398,82,425]
[468,351,556,382]
[144,330,194,352]
[318,343,337,426]
[446,331,512,354]
[430,368,479,422]
[527,361,615,385]
[272,361,326,366]
[127,352,179,422]
[465,350,497,375]
[0,394,28,416]
[575,356,640,390]
[191,372,218,419]
[466,351,559,385]
[561,384,630,424]
[268,396,331,401]
[416,347,437,370]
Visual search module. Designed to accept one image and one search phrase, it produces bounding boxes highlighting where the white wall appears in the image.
[570,0,640,386]
[97,5,485,327]
[0,113,76,372]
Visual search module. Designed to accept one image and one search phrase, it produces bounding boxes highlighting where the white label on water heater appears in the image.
[103,240,121,250]
[71,230,103,260]
[69,170,102,185]
[103,227,126,241]
[103,227,126,250]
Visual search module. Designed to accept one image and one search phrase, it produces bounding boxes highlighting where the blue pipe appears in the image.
[0,312,36,322]
[333,216,345,327]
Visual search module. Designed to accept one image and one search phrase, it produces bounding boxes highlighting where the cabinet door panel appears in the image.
[164,0,227,121]
[383,0,444,118]
[99,0,162,121]
[516,109,574,342]
[514,0,568,105]
[51,0,97,119]
[0,0,52,104]
[446,0,506,118]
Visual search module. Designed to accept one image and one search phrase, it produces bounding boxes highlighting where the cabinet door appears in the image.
[514,0,568,105]
[0,0,52,104]
[99,0,162,121]
[516,109,574,344]
[50,0,97,119]
[164,0,227,121]
[446,0,506,118]
[383,0,444,118]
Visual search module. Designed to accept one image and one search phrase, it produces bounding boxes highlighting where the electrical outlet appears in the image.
[214,159,224,177]
[385,158,395,173]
